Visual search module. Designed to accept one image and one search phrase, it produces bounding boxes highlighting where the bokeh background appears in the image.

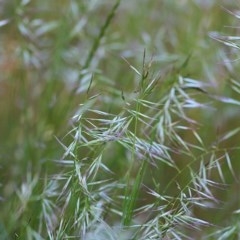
[1,0,240,239]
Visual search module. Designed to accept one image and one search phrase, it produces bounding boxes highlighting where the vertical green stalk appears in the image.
[70,0,121,104]
[122,154,148,226]
[122,75,148,225]
[83,0,121,70]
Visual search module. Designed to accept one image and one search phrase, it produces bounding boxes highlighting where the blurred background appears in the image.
[0,0,240,238]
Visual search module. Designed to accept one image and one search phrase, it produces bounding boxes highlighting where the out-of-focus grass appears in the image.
[1,0,240,239]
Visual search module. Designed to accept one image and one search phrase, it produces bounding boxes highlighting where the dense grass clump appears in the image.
[0,0,240,239]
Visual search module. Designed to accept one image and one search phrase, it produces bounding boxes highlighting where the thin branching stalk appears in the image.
[83,0,121,70]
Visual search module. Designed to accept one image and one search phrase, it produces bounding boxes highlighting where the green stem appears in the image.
[83,0,121,70]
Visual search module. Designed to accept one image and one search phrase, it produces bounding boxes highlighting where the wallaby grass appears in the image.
[1,0,240,239]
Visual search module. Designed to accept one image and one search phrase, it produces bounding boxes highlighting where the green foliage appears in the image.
[1,0,240,239]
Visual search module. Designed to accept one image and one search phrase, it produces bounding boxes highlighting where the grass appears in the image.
[1,0,240,239]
